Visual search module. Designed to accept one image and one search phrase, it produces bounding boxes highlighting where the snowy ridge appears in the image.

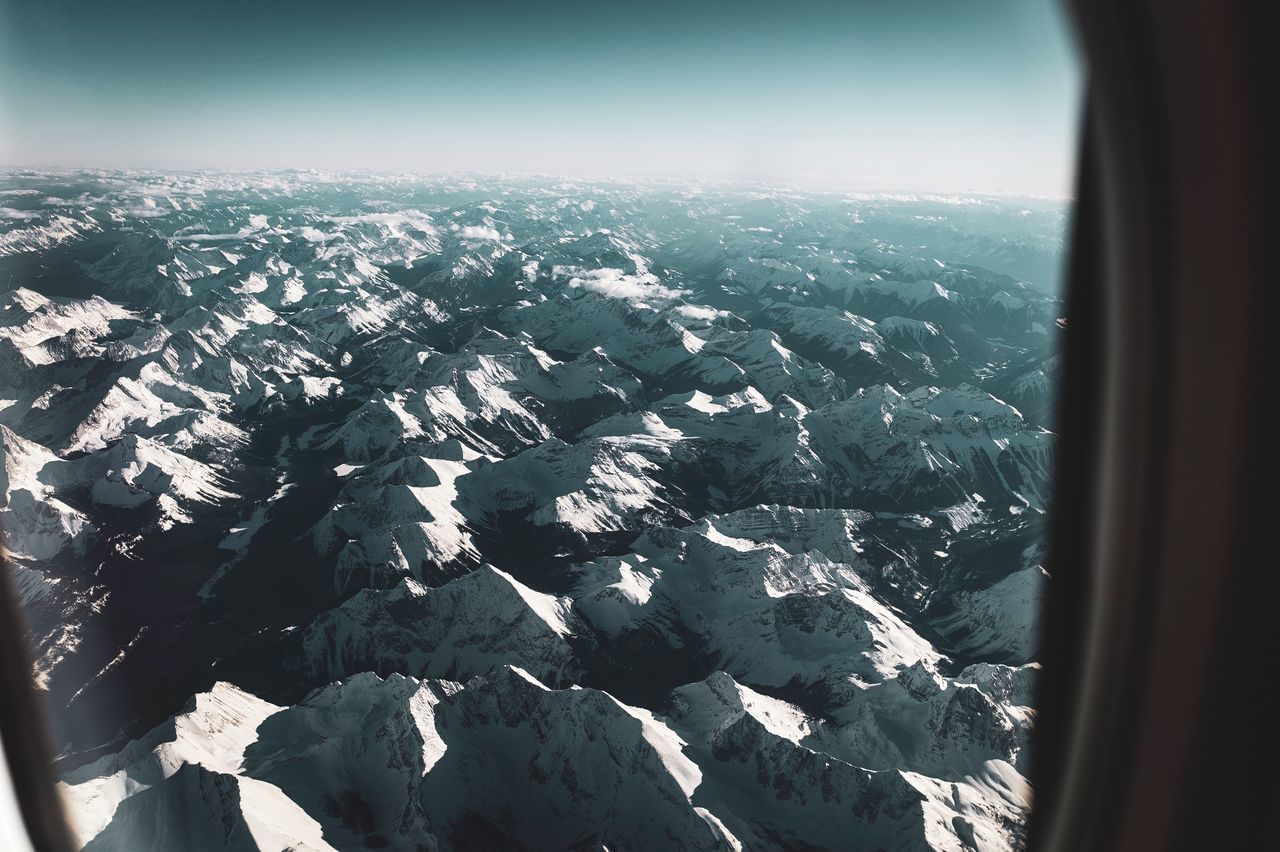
[67,667,1036,851]
[302,566,580,685]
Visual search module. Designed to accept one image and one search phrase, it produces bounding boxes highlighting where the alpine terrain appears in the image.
[0,170,1065,851]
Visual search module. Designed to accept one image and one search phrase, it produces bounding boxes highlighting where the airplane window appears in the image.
[0,1,1082,848]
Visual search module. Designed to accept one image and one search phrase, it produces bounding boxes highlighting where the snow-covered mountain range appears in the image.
[1,170,1065,850]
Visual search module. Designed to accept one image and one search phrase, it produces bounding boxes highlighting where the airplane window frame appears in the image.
[1,1,1268,850]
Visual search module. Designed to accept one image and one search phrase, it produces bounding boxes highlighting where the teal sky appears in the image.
[0,0,1082,194]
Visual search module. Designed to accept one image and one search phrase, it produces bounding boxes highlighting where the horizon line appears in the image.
[0,163,1077,203]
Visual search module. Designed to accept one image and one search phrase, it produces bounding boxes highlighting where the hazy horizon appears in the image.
[0,164,1079,202]
[0,0,1082,195]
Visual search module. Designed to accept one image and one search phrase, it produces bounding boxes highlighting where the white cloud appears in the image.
[674,304,728,321]
[456,224,501,241]
[565,267,688,301]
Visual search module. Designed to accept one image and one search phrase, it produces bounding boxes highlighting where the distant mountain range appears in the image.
[1,171,1065,851]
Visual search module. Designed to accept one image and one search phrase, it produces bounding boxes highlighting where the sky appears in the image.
[0,0,1082,195]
